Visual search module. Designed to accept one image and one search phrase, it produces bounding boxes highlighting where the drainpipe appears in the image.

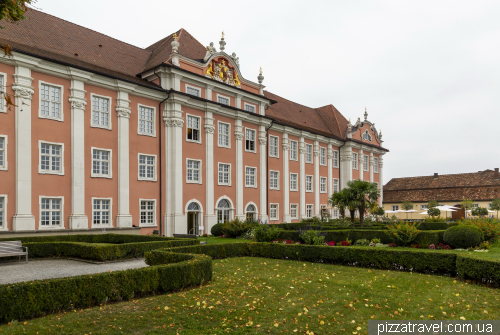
[265,120,274,222]
[153,67,171,236]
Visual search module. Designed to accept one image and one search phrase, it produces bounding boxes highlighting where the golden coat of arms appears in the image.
[205,58,241,87]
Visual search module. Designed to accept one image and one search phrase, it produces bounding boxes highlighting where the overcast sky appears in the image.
[36,0,500,182]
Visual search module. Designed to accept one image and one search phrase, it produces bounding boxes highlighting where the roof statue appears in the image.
[258,67,264,84]
[219,31,226,51]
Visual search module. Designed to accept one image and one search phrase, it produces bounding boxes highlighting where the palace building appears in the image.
[0,10,388,237]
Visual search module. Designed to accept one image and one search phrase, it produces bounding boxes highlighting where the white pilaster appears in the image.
[314,142,320,217]
[327,144,333,200]
[235,94,242,110]
[235,118,244,220]
[370,152,374,183]
[339,144,353,190]
[359,149,364,181]
[204,112,216,232]
[115,91,133,227]
[205,85,213,101]
[258,125,268,222]
[12,66,35,231]
[379,156,384,206]
[282,134,291,222]
[68,80,88,229]
[299,138,306,219]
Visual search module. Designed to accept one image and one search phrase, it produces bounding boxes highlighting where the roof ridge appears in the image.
[330,105,344,139]
[179,28,207,53]
[264,90,317,111]
[30,9,147,51]
[389,170,495,181]
[314,106,335,138]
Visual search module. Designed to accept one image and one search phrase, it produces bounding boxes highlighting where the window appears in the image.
[139,105,155,136]
[269,136,278,158]
[93,199,111,225]
[186,159,201,183]
[290,173,298,191]
[91,95,110,129]
[245,129,256,152]
[245,167,256,187]
[363,155,369,171]
[290,140,298,161]
[332,150,339,168]
[186,85,201,97]
[374,157,379,173]
[244,103,255,113]
[246,204,257,221]
[352,153,358,170]
[306,175,313,192]
[0,136,6,170]
[333,208,339,219]
[217,95,230,105]
[320,177,327,193]
[306,205,313,218]
[39,83,62,120]
[420,204,428,210]
[40,198,62,227]
[472,203,479,208]
[305,144,313,163]
[92,148,111,178]
[138,154,156,181]
[218,122,230,147]
[290,204,298,219]
[392,205,399,211]
[39,142,63,175]
[187,115,201,142]
[0,74,4,111]
[218,163,231,185]
[270,171,279,190]
[333,178,339,193]
[217,199,231,223]
[270,204,278,220]
[140,200,156,226]
[320,147,326,166]
[0,196,5,228]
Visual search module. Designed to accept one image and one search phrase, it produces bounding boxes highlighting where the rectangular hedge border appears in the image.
[0,233,185,243]
[0,250,212,323]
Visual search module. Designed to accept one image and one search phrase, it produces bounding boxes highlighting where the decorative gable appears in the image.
[205,57,241,88]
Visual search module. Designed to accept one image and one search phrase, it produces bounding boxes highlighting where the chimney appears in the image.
[495,168,499,180]
[434,173,438,179]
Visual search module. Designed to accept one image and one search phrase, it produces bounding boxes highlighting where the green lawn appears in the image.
[205,236,249,244]
[2,257,499,334]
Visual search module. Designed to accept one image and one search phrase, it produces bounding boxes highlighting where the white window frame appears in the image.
[269,135,279,158]
[91,147,112,179]
[217,121,231,148]
[137,104,156,137]
[320,177,327,193]
[0,194,7,229]
[39,196,64,229]
[333,178,340,193]
[185,84,201,97]
[218,162,232,186]
[352,152,358,170]
[0,72,6,113]
[38,140,64,176]
[138,153,157,181]
[392,205,399,211]
[139,199,157,227]
[38,81,64,122]
[290,140,298,161]
[270,203,279,221]
[269,170,280,190]
[290,203,298,220]
[243,102,256,113]
[216,94,230,106]
[90,93,112,130]
[245,128,256,153]
[420,204,428,210]
[333,208,339,219]
[320,147,327,166]
[305,144,313,163]
[306,175,313,192]
[0,135,7,171]
[92,197,113,227]
[186,158,202,184]
[290,173,298,191]
[374,157,379,173]
[186,114,202,144]
[332,150,339,168]
[245,166,257,188]
[363,155,369,172]
[306,204,313,218]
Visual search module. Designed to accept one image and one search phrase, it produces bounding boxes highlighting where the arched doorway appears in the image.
[451,204,465,220]
[217,199,232,224]
[187,202,200,235]
[246,204,257,222]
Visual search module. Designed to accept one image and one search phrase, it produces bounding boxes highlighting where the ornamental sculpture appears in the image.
[205,58,241,88]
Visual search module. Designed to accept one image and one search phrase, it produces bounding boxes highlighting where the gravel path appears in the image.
[0,259,148,285]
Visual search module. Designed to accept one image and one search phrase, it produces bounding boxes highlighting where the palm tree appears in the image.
[329,189,347,219]
[345,180,380,227]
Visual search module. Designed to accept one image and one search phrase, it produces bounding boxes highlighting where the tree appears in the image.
[427,200,439,209]
[345,180,380,227]
[471,207,488,217]
[0,0,36,29]
[427,207,441,218]
[490,199,500,219]
[329,188,349,220]
[401,201,414,220]
[460,198,474,219]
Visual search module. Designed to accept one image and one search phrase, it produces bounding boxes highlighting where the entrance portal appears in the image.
[451,204,465,220]
[187,202,200,235]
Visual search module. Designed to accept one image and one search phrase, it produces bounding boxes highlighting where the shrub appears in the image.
[443,225,484,249]
[427,207,441,218]
[471,207,489,217]
[419,221,448,230]
[371,238,381,243]
[423,216,446,223]
[298,226,326,245]
[300,216,322,224]
[458,218,500,242]
[354,239,370,246]
[211,223,224,237]
[385,222,420,246]
[221,218,254,238]
[253,224,281,242]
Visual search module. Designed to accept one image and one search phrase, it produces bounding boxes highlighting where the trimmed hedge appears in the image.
[0,250,212,323]
[0,233,184,244]
[418,222,449,230]
[456,254,500,285]
[275,223,387,231]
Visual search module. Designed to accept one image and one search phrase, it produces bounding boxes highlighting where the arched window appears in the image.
[217,199,231,223]
[246,204,256,222]
[217,199,230,209]
[187,202,200,211]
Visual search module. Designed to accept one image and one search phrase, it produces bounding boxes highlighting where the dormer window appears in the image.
[362,130,372,142]
[186,85,201,97]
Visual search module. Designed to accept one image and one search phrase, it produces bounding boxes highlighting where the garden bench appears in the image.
[0,240,28,263]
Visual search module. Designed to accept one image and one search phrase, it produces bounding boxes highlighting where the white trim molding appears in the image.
[38,140,65,176]
[217,121,231,148]
[0,194,8,230]
[38,80,64,122]
[186,113,202,144]
[217,162,232,186]
[269,203,279,221]
[90,93,113,130]
[138,153,158,181]
[245,165,257,188]
[90,147,112,179]
[139,198,157,227]
[137,103,157,137]
[269,170,280,190]
[38,196,65,229]
[91,197,113,228]
[0,71,7,113]
[0,134,7,171]
[186,158,203,184]
[185,84,202,98]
